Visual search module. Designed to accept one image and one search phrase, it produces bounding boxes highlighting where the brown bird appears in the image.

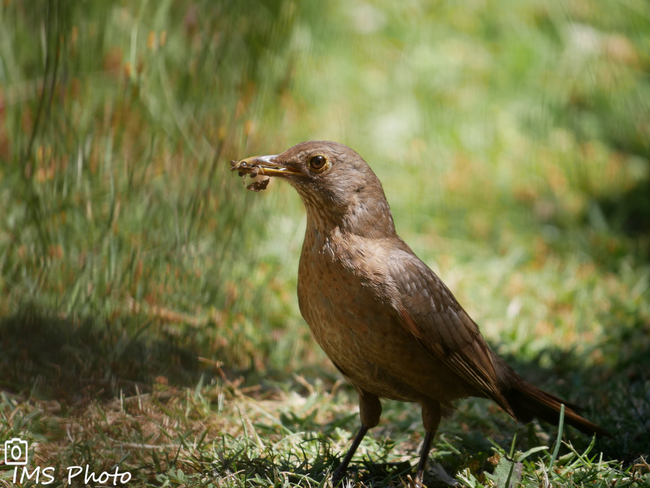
[232,141,607,486]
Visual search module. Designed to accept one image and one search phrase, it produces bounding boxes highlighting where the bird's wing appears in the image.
[387,249,514,416]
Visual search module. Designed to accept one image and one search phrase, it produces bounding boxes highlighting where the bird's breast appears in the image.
[297,231,424,400]
[297,234,373,338]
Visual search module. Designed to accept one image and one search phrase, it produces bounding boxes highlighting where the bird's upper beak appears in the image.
[230,155,302,177]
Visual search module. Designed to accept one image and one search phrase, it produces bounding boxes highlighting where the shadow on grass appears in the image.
[498,339,650,465]
[195,434,415,488]
[593,177,650,260]
[0,308,204,404]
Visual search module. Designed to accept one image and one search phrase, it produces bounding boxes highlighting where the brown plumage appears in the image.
[231,141,607,486]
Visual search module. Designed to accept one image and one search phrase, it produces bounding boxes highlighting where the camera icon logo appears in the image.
[4,438,28,466]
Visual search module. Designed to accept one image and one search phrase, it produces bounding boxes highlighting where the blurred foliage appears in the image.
[0,0,315,386]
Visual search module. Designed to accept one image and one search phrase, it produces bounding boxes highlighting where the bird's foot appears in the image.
[412,471,427,488]
[330,468,346,487]
[428,462,458,486]
[410,461,458,487]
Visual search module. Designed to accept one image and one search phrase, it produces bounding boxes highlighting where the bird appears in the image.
[231,141,608,486]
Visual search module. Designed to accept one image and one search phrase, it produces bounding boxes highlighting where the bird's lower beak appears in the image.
[230,155,301,177]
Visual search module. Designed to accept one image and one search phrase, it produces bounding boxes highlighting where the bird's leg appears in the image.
[331,423,369,485]
[332,389,382,485]
[414,401,441,487]
[415,431,434,486]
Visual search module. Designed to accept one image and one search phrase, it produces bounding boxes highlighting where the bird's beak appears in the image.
[231,155,302,177]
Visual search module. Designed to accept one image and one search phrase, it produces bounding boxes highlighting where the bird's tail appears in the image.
[492,354,609,437]
[503,380,609,436]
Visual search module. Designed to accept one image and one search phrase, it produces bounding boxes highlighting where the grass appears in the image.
[1,0,650,486]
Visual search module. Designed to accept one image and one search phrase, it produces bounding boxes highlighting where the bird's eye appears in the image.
[309,155,327,171]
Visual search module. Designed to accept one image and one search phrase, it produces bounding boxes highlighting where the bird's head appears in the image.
[232,141,396,237]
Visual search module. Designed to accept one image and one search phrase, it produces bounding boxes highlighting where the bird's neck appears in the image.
[304,199,397,240]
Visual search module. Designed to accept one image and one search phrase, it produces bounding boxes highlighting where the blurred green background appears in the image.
[1,0,649,486]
